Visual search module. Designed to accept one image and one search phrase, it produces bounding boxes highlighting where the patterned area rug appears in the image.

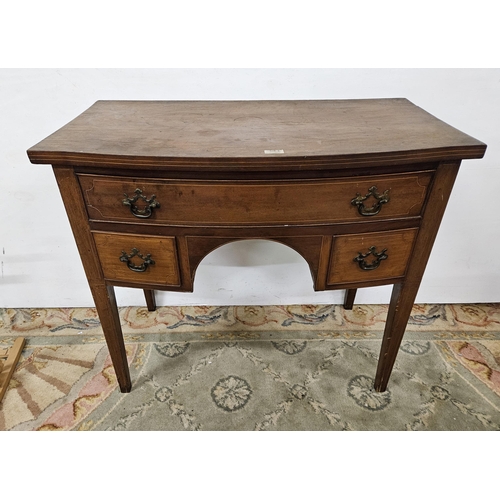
[1,304,499,431]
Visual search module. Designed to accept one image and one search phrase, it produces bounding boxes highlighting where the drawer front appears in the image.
[79,171,433,226]
[327,228,418,285]
[93,232,181,286]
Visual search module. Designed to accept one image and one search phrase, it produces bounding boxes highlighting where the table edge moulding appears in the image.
[27,99,487,394]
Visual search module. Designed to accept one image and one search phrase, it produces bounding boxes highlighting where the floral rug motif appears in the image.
[1,304,499,431]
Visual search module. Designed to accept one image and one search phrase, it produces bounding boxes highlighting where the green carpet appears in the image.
[1,304,499,430]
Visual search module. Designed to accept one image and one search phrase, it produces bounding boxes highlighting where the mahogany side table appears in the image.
[27,99,486,393]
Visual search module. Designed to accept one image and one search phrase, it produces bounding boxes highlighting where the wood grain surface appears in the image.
[27,99,486,169]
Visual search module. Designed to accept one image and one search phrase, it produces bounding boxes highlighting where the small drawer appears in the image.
[93,232,181,286]
[327,228,418,285]
[78,171,433,226]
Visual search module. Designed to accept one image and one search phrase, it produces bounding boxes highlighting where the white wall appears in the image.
[1,68,499,308]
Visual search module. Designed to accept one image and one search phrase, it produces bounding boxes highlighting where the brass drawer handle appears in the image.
[351,186,390,216]
[122,188,160,218]
[119,248,155,272]
[354,246,388,271]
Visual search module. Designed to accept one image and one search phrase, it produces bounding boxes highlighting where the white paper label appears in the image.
[264,149,285,154]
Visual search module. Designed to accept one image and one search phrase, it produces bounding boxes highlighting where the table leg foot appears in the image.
[144,289,157,311]
[343,288,357,310]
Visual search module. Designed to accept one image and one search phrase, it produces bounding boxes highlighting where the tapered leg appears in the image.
[373,282,418,392]
[343,288,357,309]
[53,167,132,393]
[372,160,461,392]
[92,284,131,392]
[144,289,157,311]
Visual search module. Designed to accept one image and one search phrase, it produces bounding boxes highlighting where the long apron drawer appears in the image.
[79,171,433,226]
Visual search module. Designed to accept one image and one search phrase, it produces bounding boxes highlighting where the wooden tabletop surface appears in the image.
[27,99,486,170]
